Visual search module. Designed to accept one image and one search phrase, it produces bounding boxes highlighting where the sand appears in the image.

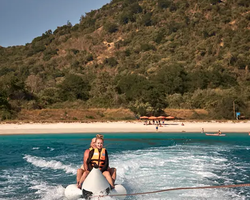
[0,121,249,135]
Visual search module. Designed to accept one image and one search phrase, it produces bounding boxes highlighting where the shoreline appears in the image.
[0,121,250,135]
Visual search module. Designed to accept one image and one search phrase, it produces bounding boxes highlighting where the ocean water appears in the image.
[0,132,250,200]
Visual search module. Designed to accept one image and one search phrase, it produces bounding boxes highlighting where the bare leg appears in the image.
[76,169,84,185]
[102,171,114,188]
[78,171,89,189]
[108,168,116,184]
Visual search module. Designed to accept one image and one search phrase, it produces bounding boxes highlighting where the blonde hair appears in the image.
[96,134,104,141]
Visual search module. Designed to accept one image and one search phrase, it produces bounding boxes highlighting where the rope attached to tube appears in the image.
[92,183,250,198]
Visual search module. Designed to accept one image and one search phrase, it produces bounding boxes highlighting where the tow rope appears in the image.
[93,183,250,198]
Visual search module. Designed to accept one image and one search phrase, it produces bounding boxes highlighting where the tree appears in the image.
[158,0,172,9]
[237,0,250,7]
[59,74,90,101]
[88,72,120,107]
[142,83,167,115]
[104,22,118,33]
[38,87,61,106]
[104,57,118,67]
[119,11,134,25]
[129,2,142,14]
[188,70,210,92]
[0,92,13,120]
[67,20,72,27]
[116,74,149,101]
[116,74,167,114]
[166,93,183,108]
[208,96,237,119]
[128,100,153,116]
[152,64,188,95]
[139,13,152,26]
[25,75,43,94]
[0,74,32,101]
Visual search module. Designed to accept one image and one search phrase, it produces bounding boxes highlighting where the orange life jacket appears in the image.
[90,148,106,170]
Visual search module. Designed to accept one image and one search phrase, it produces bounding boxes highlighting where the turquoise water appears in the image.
[1,132,250,200]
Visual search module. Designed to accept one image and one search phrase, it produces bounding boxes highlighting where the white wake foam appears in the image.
[23,154,76,174]
[108,145,242,200]
[29,180,65,200]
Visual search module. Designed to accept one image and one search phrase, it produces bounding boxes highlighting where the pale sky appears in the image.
[0,0,111,47]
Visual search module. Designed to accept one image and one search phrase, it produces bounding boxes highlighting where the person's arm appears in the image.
[101,149,109,172]
[87,149,94,171]
[83,149,90,171]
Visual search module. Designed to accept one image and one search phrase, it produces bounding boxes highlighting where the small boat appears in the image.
[65,167,127,200]
[205,133,226,136]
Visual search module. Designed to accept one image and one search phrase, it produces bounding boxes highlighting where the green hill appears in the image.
[1,0,250,120]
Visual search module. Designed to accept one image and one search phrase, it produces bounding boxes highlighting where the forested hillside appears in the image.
[1,0,250,120]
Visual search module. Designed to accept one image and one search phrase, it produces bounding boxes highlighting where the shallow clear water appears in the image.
[1,132,250,200]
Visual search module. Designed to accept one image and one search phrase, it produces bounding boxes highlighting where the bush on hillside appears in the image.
[104,57,118,67]
[43,48,58,61]
[158,0,172,9]
[104,22,118,33]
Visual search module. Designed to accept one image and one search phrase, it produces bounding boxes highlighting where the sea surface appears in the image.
[1,132,250,200]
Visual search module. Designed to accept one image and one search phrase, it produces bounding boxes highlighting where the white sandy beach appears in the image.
[0,121,249,135]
